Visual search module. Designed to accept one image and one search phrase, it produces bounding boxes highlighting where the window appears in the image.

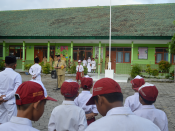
[116,48,131,63]
[155,48,168,64]
[73,47,93,61]
[0,45,2,57]
[9,46,26,60]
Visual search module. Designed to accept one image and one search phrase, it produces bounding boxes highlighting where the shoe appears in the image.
[53,88,60,90]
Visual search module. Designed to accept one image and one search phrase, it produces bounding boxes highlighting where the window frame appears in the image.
[155,47,168,64]
[9,45,26,60]
[116,48,131,63]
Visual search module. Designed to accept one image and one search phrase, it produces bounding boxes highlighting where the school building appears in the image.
[0,3,175,74]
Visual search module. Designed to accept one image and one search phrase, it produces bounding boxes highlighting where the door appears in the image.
[106,51,116,73]
[34,49,43,63]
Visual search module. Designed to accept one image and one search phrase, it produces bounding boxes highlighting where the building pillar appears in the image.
[47,41,50,62]
[168,44,171,63]
[3,41,6,61]
[22,41,25,71]
[71,41,73,62]
[98,42,101,75]
[131,42,134,65]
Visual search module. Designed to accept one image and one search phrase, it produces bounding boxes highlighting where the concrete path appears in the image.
[21,74,175,131]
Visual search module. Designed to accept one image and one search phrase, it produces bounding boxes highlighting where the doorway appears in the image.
[106,51,116,73]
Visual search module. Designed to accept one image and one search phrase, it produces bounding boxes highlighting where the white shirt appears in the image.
[0,68,22,104]
[87,59,91,63]
[76,65,84,72]
[74,91,98,114]
[0,116,39,131]
[124,92,142,112]
[29,63,42,81]
[48,100,87,131]
[85,107,160,131]
[134,105,168,131]
[83,60,87,66]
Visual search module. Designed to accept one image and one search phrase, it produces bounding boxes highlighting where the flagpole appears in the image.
[109,0,111,70]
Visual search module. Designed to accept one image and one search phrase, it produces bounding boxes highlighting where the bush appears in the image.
[70,65,76,74]
[39,61,44,67]
[170,70,174,79]
[145,64,152,77]
[42,63,50,74]
[83,66,88,75]
[24,63,33,71]
[0,61,5,70]
[152,69,159,77]
[158,60,172,73]
[130,64,142,78]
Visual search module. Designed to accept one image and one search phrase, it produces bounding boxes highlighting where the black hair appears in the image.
[82,85,91,90]
[94,92,123,103]
[64,96,77,100]
[6,63,16,67]
[34,58,39,63]
[139,93,156,105]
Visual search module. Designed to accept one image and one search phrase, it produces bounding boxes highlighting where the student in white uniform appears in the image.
[48,80,87,131]
[76,60,84,82]
[74,76,98,125]
[29,57,42,81]
[87,57,91,73]
[0,56,22,124]
[124,75,145,112]
[91,58,96,73]
[134,83,168,131]
[83,57,87,67]
[85,78,161,131]
[0,80,57,131]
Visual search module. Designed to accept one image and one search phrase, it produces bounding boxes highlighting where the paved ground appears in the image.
[21,73,175,131]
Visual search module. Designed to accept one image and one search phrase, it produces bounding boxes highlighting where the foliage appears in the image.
[0,61,5,70]
[170,70,174,79]
[83,66,88,75]
[130,64,142,78]
[165,74,170,79]
[24,63,33,71]
[70,65,76,74]
[158,60,171,73]
[152,69,159,77]
[39,61,44,67]
[145,64,152,77]
[42,63,50,74]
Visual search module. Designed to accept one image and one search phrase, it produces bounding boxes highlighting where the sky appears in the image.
[0,0,175,11]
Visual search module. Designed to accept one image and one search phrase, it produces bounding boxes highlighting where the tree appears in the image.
[168,20,175,82]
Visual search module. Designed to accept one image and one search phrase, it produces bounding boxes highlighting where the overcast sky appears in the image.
[0,0,175,11]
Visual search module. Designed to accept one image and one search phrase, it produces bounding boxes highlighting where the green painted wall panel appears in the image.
[116,63,131,74]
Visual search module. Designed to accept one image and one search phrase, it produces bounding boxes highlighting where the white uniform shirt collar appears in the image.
[81,91,91,94]
[140,104,155,109]
[106,107,134,116]
[10,116,32,126]
[134,92,139,95]
[5,68,14,71]
[62,100,75,105]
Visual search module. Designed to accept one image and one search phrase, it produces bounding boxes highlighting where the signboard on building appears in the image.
[138,47,148,59]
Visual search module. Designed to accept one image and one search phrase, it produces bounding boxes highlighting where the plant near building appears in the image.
[0,61,5,70]
[130,64,142,78]
[83,66,88,75]
[158,60,171,73]
[42,63,50,74]
[39,61,44,67]
[170,70,174,79]
[152,69,159,77]
[24,63,33,71]
[70,65,76,74]
[145,64,153,77]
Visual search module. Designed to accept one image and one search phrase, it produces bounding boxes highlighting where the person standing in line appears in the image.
[100,58,103,73]
[87,57,91,73]
[83,57,87,67]
[76,60,84,83]
[134,83,168,131]
[0,56,22,124]
[105,55,109,69]
[54,55,66,90]
[43,56,47,65]
[91,58,96,73]
[29,57,42,81]
[62,55,66,63]
[49,55,53,70]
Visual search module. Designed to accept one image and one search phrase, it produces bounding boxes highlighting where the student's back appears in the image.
[86,107,160,131]
[49,101,86,131]
[134,105,168,131]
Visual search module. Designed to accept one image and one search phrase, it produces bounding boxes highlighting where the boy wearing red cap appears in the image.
[48,80,87,131]
[74,76,98,125]
[0,80,57,131]
[76,60,84,82]
[124,75,145,112]
[134,83,168,131]
[85,78,161,131]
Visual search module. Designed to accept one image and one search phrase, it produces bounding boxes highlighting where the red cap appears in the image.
[81,76,93,89]
[61,81,79,97]
[15,80,57,105]
[139,83,158,101]
[130,75,145,91]
[86,78,121,105]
